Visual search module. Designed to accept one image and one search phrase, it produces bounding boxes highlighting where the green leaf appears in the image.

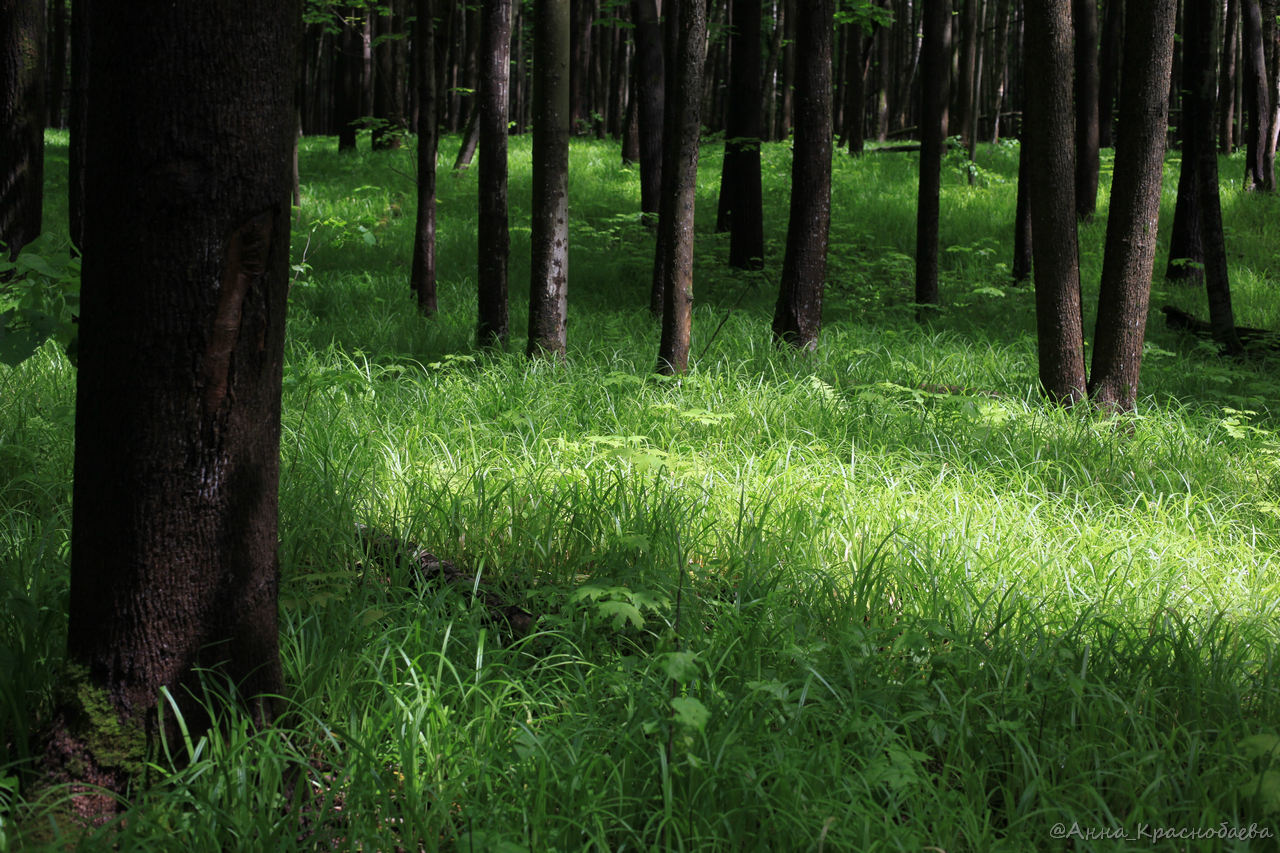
[671,696,709,731]
[662,651,700,683]
[1239,733,1280,761]
[597,600,644,629]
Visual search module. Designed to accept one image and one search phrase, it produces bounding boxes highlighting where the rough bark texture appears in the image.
[631,0,664,223]
[63,0,296,814]
[720,0,765,269]
[0,0,46,259]
[654,0,706,374]
[1025,1,1087,403]
[528,0,571,358]
[1074,0,1100,218]
[477,0,512,348]
[1088,0,1177,411]
[412,0,439,315]
[914,0,950,307]
[1241,0,1272,187]
[772,0,833,349]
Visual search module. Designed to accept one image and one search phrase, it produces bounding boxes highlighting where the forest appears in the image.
[2,0,1280,849]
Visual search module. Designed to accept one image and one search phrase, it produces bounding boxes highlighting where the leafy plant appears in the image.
[0,237,80,367]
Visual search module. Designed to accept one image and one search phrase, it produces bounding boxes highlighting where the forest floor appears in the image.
[3,132,1280,850]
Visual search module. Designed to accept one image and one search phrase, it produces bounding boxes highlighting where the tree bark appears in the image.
[412,0,439,315]
[1098,0,1124,148]
[528,0,571,358]
[477,0,512,348]
[1088,0,1177,411]
[0,0,46,259]
[1074,0,1100,218]
[372,0,407,150]
[654,0,706,374]
[914,0,950,307]
[1012,125,1033,282]
[772,0,833,349]
[631,0,664,223]
[1241,0,1272,187]
[68,0,86,252]
[1025,1,1087,403]
[63,0,296,813]
[336,5,362,152]
[1220,0,1239,151]
[47,0,66,127]
[719,0,765,269]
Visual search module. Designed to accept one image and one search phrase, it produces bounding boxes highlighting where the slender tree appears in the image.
[914,0,950,307]
[719,0,765,269]
[1,0,46,259]
[372,0,408,150]
[1088,0,1177,410]
[1240,0,1272,188]
[630,0,664,224]
[336,4,363,152]
[528,0,572,358]
[1097,0,1124,149]
[772,0,834,348]
[411,0,439,315]
[654,0,706,374]
[1074,0,1100,218]
[1219,0,1239,152]
[477,0,512,347]
[53,0,297,814]
[1025,1,1087,403]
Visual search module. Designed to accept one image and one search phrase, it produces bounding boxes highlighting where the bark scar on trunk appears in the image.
[202,209,274,413]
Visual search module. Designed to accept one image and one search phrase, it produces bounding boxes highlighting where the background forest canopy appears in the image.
[4,0,1280,850]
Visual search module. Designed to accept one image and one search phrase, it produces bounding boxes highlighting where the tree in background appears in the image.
[772,0,834,349]
[54,0,296,815]
[372,0,408,150]
[1088,0,1177,411]
[335,4,363,152]
[914,0,949,308]
[477,0,512,348]
[528,0,572,358]
[630,0,663,224]
[411,0,439,315]
[0,0,45,259]
[1024,1,1086,404]
[1240,0,1273,189]
[717,0,765,270]
[654,0,706,374]
[1074,0,1100,219]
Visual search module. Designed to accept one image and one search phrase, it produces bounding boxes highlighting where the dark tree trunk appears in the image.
[622,74,641,162]
[1074,0,1100,218]
[1088,0,1177,411]
[1,0,46,259]
[777,0,795,138]
[718,0,764,269]
[915,0,950,307]
[956,0,980,150]
[477,0,512,348]
[1098,0,1124,148]
[62,0,296,813]
[1166,141,1204,283]
[453,101,481,169]
[1241,0,1272,187]
[654,0,706,374]
[631,0,664,223]
[528,0,571,358]
[570,0,592,131]
[47,0,66,127]
[772,0,833,349]
[1025,1,1087,403]
[762,0,786,139]
[1187,0,1243,350]
[841,26,875,153]
[68,0,86,252]
[412,0,439,315]
[1012,118,1033,282]
[1220,0,1239,151]
[372,0,407,150]
[336,4,362,152]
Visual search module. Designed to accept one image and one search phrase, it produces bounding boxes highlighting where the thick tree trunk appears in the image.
[631,0,664,223]
[412,0,439,315]
[1025,1,1087,403]
[47,0,66,127]
[772,0,833,349]
[654,0,706,374]
[528,0,571,358]
[1074,0,1100,218]
[915,0,950,307]
[1241,0,1272,187]
[1088,0,1177,411]
[1098,0,1124,148]
[719,0,764,269]
[477,0,512,348]
[0,0,46,259]
[68,0,86,252]
[336,5,362,152]
[956,0,980,150]
[63,0,296,814]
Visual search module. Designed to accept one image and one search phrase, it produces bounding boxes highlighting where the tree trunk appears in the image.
[772,0,833,349]
[529,0,571,358]
[654,0,706,374]
[68,0,86,252]
[1220,0,1239,151]
[1074,0,1100,218]
[1241,0,1272,187]
[336,4,362,152]
[1088,0,1177,411]
[777,0,795,138]
[915,0,950,308]
[0,0,45,259]
[719,0,764,269]
[62,0,296,815]
[631,0,664,223]
[956,0,980,150]
[1098,0,1124,148]
[47,0,66,127]
[412,0,439,315]
[1025,1,1087,403]
[1012,118,1033,282]
[477,0,512,348]
[372,0,407,150]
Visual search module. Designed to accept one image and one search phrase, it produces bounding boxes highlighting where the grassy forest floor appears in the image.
[3,132,1280,850]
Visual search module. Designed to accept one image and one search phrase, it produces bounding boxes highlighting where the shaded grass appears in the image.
[2,132,1280,850]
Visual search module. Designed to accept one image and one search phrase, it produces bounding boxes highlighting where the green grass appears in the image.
[2,130,1280,850]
